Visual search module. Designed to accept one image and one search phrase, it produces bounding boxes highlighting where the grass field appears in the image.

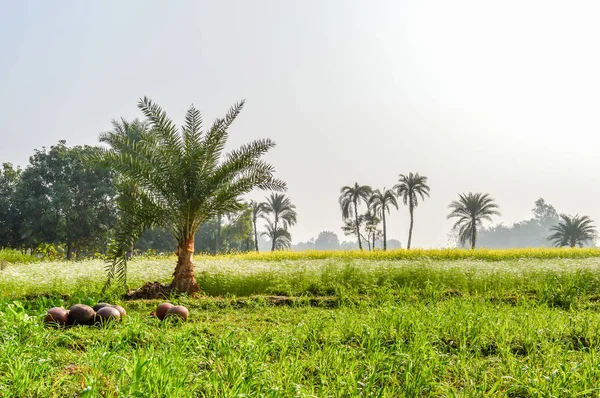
[2,250,600,396]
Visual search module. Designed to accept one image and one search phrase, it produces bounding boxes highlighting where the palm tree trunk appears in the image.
[407,203,414,250]
[471,219,476,250]
[354,198,362,250]
[253,218,259,252]
[66,241,73,261]
[172,236,199,294]
[215,215,221,254]
[271,219,277,251]
[382,212,387,251]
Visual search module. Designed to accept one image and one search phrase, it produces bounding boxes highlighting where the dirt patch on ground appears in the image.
[125,282,173,300]
[264,295,339,308]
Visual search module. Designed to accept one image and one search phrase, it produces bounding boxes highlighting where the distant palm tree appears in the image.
[363,210,381,251]
[341,215,366,248]
[447,192,500,249]
[339,183,372,250]
[368,188,399,251]
[548,214,597,248]
[263,193,297,251]
[394,173,430,249]
[249,200,269,252]
[261,222,292,250]
[100,118,148,145]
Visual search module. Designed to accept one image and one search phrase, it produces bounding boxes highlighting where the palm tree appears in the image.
[249,200,269,252]
[548,214,597,247]
[394,173,430,249]
[447,192,500,249]
[368,188,399,251]
[341,215,366,248]
[363,210,381,251]
[99,118,149,259]
[100,118,148,145]
[93,97,285,294]
[263,193,297,251]
[339,183,372,250]
[261,222,292,250]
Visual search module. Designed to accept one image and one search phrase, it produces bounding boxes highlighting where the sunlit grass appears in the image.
[224,247,600,261]
[3,251,600,396]
[0,249,38,264]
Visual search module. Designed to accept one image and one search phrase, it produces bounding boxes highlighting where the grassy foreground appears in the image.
[2,251,600,396]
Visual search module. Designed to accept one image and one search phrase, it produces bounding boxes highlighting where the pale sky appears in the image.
[1,1,599,248]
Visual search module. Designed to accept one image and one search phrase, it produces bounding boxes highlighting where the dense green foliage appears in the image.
[0,249,38,264]
[3,255,600,396]
[0,142,117,259]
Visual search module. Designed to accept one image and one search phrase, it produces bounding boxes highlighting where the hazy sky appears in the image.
[1,1,600,248]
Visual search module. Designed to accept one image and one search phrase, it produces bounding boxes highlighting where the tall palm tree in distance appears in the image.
[262,223,292,250]
[394,173,430,249]
[548,214,597,247]
[368,188,398,251]
[363,210,381,251]
[249,200,269,252]
[339,183,372,250]
[447,192,500,249]
[93,97,285,294]
[263,193,297,251]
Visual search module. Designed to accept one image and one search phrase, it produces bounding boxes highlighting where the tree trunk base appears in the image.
[125,279,200,300]
[125,282,173,300]
[171,271,200,295]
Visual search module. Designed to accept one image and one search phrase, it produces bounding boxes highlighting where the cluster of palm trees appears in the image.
[250,194,298,251]
[340,176,598,251]
[339,173,430,251]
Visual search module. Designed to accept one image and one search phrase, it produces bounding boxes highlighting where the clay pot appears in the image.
[155,303,174,320]
[164,305,189,322]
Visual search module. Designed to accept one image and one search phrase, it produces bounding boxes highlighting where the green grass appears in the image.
[2,254,600,396]
[0,248,38,264]
[224,247,600,261]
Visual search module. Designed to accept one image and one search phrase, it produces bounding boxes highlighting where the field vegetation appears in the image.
[2,250,600,396]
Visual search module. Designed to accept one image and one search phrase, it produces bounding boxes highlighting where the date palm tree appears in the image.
[263,193,297,251]
[339,183,372,250]
[249,200,269,252]
[394,173,430,249]
[93,97,285,294]
[447,192,500,249]
[99,118,149,259]
[548,214,597,247]
[261,221,292,250]
[368,188,398,250]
